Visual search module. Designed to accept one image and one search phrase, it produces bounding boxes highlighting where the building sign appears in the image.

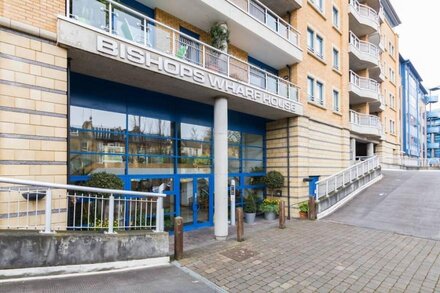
[57,18,302,116]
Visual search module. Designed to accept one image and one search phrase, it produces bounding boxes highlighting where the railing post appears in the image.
[171,32,176,55]
[156,197,164,232]
[325,181,329,197]
[41,188,53,234]
[107,194,115,234]
[108,2,113,34]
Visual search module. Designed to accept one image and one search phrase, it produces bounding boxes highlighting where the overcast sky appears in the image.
[391,0,440,92]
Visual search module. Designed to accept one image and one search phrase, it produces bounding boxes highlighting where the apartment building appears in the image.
[399,56,428,159]
[0,0,400,236]
[347,0,401,166]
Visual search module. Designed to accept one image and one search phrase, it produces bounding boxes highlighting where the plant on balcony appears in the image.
[210,23,229,51]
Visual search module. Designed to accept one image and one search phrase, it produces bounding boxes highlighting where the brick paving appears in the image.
[175,219,440,292]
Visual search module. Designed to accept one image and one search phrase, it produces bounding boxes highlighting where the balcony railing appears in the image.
[67,0,300,102]
[349,0,380,25]
[228,0,301,47]
[349,71,380,94]
[349,32,379,60]
[349,110,382,130]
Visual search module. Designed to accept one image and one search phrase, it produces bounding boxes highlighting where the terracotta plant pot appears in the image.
[299,211,308,220]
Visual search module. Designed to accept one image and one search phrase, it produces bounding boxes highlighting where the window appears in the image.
[333,90,340,112]
[316,35,324,58]
[307,76,325,106]
[389,94,396,109]
[307,28,314,51]
[390,120,396,134]
[316,81,324,105]
[332,6,339,28]
[309,0,324,12]
[307,76,315,100]
[332,48,339,70]
[307,27,324,60]
[388,42,395,58]
[389,68,396,83]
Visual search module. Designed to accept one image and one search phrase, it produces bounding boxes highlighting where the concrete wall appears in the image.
[0,231,169,270]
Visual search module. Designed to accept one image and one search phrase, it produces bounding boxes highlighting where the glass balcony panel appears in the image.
[229,59,249,82]
[205,49,228,75]
[250,67,266,89]
[249,1,266,23]
[266,12,278,32]
[71,0,107,30]
[279,80,288,98]
[176,34,203,66]
[267,75,278,95]
[113,8,144,44]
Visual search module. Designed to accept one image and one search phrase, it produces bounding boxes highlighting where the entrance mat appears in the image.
[220,248,258,262]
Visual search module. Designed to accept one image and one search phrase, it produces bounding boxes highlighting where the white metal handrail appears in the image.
[315,156,380,200]
[349,110,382,129]
[349,32,379,59]
[349,70,380,93]
[0,176,166,234]
[67,0,300,102]
[227,0,301,47]
[349,0,379,24]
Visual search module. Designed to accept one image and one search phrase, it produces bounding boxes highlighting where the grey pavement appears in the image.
[0,265,216,293]
[324,170,440,240]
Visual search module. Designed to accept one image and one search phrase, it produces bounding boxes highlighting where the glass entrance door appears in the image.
[179,177,211,226]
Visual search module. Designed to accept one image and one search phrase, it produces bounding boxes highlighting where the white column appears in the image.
[367,142,374,157]
[350,138,356,162]
[214,97,228,240]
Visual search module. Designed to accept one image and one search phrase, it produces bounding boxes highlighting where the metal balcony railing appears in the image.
[349,0,379,25]
[349,32,379,60]
[349,70,380,94]
[315,156,380,200]
[0,176,166,233]
[67,0,300,102]
[349,110,382,130]
[228,0,301,47]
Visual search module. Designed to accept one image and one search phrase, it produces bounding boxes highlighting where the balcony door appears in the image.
[179,26,200,66]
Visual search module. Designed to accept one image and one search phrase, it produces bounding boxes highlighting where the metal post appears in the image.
[156,197,164,232]
[172,32,176,55]
[107,194,115,234]
[143,18,147,47]
[108,3,113,34]
[230,179,236,226]
[41,188,52,234]
[66,0,70,17]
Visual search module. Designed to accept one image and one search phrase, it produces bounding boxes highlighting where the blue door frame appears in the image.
[175,174,213,231]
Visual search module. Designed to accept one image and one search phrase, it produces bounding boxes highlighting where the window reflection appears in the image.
[70,154,125,175]
[178,158,211,174]
[128,115,172,137]
[180,141,210,157]
[129,136,173,156]
[180,123,211,141]
[128,156,173,174]
[70,106,126,131]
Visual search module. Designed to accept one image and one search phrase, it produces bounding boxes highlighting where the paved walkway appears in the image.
[177,219,440,292]
[325,170,440,240]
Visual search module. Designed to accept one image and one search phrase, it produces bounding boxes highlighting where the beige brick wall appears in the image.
[0,29,68,228]
[0,0,64,33]
[266,116,350,217]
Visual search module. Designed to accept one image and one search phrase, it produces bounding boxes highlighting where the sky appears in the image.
[391,0,440,93]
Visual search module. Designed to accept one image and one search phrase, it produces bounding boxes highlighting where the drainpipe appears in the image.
[286,64,291,220]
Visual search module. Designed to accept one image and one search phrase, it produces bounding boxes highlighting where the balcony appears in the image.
[259,0,303,15]
[349,110,383,138]
[426,95,439,104]
[428,112,440,119]
[349,71,380,104]
[369,94,385,113]
[349,32,379,71]
[428,142,440,149]
[428,126,440,134]
[140,0,303,68]
[59,0,303,120]
[369,63,385,83]
[349,0,379,37]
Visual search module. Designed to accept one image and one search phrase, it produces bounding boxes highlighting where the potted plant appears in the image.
[260,198,280,221]
[261,171,284,220]
[244,192,258,224]
[298,201,308,219]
